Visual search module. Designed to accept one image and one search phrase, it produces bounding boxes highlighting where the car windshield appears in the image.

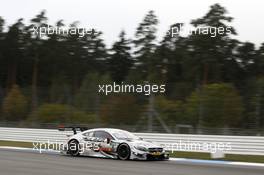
[112,130,140,140]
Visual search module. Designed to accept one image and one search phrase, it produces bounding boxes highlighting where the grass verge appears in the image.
[0,140,33,148]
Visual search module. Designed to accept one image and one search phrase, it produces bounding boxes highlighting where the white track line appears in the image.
[0,146,60,154]
[0,146,31,150]
[169,157,264,168]
[229,162,264,167]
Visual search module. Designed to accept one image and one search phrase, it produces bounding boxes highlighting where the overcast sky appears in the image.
[0,0,263,47]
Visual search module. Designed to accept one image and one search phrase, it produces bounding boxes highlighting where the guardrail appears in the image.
[0,127,263,156]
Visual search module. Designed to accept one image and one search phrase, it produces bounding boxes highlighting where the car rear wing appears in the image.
[58,126,88,135]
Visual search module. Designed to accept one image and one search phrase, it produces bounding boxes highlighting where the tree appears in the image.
[74,73,110,114]
[155,96,184,123]
[49,73,70,104]
[2,84,28,121]
[26,11,48,110]
[108,31,132,83]
[237,42,256,68]
[63,22,88,94]
[99,94,141,125]
[243,77,264,129]
[133,10,158,81]
[0,17,6,88]
[64,25,107,94]
[253,78,264,129]
[41,20,68,87]
[185,83,244,127]
[157,23,192,100]
[85,30,108,73]
[0,17,4,37]
[2,19,25,89]
[29,103,95,124]
[187,3,237,85]
[235,42,257,80]
[253,43,264,76]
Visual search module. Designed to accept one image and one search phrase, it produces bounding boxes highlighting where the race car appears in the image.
[58,127,169,160]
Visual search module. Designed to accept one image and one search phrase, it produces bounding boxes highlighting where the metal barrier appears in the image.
[0,127,263,156]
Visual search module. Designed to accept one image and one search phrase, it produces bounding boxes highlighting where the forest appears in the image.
[0,4,264,133]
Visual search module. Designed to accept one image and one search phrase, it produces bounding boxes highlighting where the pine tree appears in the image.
[3,19,25,89]
[26,11,48,110]
[108,31,132,83]
[255,43,264,75]
[43,20,67,87]
[0,17,6,88]
[188,3,237,85]
[156,24,190,99]
[133,10,158,81]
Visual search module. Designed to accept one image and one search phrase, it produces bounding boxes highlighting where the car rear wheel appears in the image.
[68,140,80,156]
[117,143,130,160]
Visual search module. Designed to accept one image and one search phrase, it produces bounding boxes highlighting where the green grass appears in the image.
[0,140,33,148]
[1,140,264,163]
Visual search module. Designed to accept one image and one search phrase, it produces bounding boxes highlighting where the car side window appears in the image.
[94,131,113,140]
[83,131,94,137]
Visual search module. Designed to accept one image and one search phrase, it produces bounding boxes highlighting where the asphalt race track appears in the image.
[0,149,263,175]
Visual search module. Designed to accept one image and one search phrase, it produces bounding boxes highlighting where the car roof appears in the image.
[84,128,128,134]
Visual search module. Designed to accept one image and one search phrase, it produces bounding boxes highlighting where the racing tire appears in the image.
[117,143,130,160]
[68,139,80,156]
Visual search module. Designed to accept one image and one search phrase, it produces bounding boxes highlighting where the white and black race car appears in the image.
[59,127,169,160]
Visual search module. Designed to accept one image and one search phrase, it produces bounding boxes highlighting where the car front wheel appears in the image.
[117,143,130,160]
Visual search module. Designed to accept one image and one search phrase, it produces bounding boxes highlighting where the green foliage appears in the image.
[99,95,141,125]
[133,10,159,80]
[245,77,264,128]
[2,85,28,121]
[49,74,70,103]
[187,3,238,84]
[0,5,264,130]
[155,96,184,123]
[108,31,132,83]
[74,73,111,113]
[185,83,244,127]
[30,103,96,124]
